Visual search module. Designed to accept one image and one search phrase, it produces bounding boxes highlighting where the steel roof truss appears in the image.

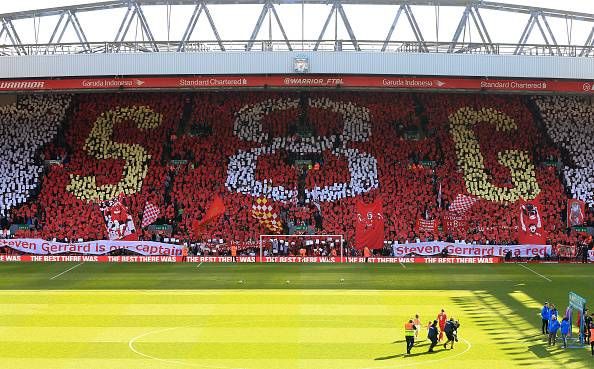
[448,5,470,53]
[246,2,270,51]
[515,13,535,55]
[201,3,225,51]
[580,26,594,57]
[336,3,359,51]
[133,2,158,51]
[382,5,404,52]
[314,2,337,51]
[471,6,495,54]
[1,18,26,55]
[246,1,294,51]
[403,4,427,52]
[178,3,204,51]
[269,4,292,51]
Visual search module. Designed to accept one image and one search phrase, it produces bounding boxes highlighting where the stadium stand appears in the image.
[0,95,71,221]
[0,92,592,250]
[533,96,594,207]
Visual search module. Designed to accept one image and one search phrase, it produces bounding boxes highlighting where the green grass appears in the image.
[0,262,592,369]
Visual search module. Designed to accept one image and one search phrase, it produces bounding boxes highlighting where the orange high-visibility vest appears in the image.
[405,322,415,337]
[590,328,594,344]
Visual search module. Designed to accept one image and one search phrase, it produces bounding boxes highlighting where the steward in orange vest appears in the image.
[404,320,416,355]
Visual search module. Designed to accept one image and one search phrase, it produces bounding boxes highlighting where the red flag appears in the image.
[192,195,226,233]
[416,218,437,234]
[442,212,467,234]
[355,197,384,249]
[518,198,547,245]
[567,199,585,227]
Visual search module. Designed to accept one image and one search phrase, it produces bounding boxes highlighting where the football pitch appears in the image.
[0,263,592,369]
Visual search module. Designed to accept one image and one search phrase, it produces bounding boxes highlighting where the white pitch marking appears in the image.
[49,262,84,280]
[196,262,203,269]
[399,262,407,269]
[517,263,552,282]
[129,318,470,369]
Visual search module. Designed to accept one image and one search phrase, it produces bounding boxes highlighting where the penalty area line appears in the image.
[49,262,85,280]
[517,263,552,282]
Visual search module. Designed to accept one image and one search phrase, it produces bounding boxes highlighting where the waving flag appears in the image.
[449,194,478,214]
[141,202,160,228]
[192,195,226,234]
[252,197,283,233]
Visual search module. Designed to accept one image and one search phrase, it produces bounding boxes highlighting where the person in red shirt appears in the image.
[437,309,447,341]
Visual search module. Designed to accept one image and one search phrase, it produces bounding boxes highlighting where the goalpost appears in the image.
[259,234,344,261]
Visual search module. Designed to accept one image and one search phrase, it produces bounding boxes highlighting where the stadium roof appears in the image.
[0,1,593,56]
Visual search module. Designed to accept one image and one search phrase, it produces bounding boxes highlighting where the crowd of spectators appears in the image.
[533,96,594,207]
[0,92,592,253]
[0,95,70,220]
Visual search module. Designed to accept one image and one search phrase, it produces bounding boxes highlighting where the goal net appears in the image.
[259,234,344,261]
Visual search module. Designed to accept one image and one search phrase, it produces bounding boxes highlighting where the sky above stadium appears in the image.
[0,0,592,46]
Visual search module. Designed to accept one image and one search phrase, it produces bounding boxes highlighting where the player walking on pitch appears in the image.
[413,314,422,341]
[438,309,447,341]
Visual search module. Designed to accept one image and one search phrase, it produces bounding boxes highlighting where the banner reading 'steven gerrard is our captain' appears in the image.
[0,239,183,256]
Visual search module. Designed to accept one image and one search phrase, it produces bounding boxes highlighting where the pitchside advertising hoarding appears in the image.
[0,238,559,263]
[0,76,592,94]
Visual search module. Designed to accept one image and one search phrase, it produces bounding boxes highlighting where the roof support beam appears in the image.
[314,2,336,51]
[402,4,427,52]
[247,1,292,51]
[382,5,404,51]
[514,13,536,55]
[1,18,26,55]
[70,11,91,52]
[314,1,359,51]
[579,26,594,57]
[449,5,470,53]
[336,2,359,51]
[177,2,225,52]
[134,2,158,51]
[246,2,270,51]
[202,4,225,51]
[539,14,561,55]
[178,3,204,51]
[470,6,496,54]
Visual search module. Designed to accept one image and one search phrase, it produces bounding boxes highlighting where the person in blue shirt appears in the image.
[548,315,560,346]
[541,302,550,334]
[550,304,559,322]
[560,317,571,348]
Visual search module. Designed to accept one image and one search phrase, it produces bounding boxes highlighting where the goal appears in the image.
[259,234,344,261]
